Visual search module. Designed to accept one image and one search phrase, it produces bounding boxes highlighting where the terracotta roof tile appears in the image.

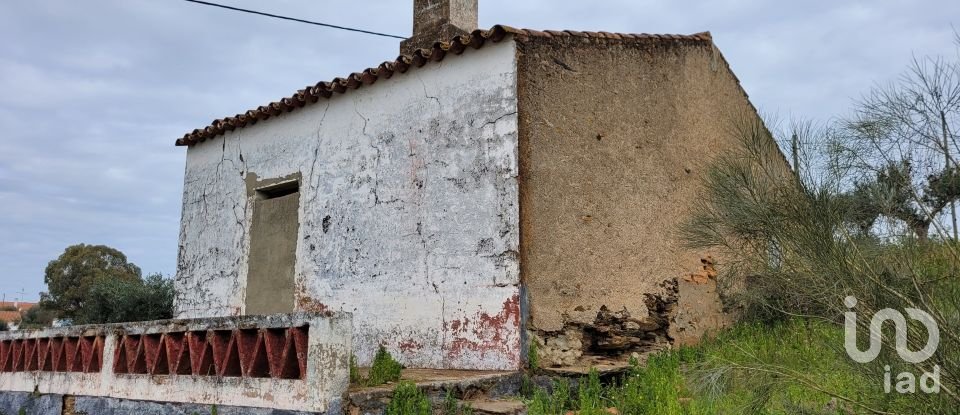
[0,301,35,323]
[176,25,712,146]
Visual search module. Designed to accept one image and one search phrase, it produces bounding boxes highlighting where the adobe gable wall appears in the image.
[175,40,522,370]
[515,35,754,364]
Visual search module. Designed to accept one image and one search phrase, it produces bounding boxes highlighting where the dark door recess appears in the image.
[245,179,300,315]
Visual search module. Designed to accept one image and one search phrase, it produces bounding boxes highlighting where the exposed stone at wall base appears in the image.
[530,273,731,368]
[0,391,63,415]
[529,279,678,368]
[71,395,326,415]
[671,262,733,346]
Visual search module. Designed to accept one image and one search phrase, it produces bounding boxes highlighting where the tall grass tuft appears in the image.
[384,381,430,415]
[683,114,960,412]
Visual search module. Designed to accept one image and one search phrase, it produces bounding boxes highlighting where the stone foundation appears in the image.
[0,392,323,415]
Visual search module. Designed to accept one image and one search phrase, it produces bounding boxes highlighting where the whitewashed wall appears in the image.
[175,41,521,370]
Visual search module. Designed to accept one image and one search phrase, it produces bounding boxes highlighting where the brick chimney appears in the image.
[400,0,478,55]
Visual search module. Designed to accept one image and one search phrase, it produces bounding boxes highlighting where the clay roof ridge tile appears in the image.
[175,25,713,146]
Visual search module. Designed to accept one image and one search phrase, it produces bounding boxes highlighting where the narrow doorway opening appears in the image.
[245,178,300,315]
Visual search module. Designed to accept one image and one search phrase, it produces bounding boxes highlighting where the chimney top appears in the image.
[400,0,478,55]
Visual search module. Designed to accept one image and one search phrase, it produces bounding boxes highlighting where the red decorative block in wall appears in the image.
[111,326,308,380]
[0,336,104,373]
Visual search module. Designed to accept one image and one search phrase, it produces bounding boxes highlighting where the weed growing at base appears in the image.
[351,346,404,387]
[525,319,929,414]
[441,389,474,415]
[385,381,430,415]
[368,346,404,385]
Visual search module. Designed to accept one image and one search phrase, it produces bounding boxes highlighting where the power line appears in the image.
[181,0,406,39]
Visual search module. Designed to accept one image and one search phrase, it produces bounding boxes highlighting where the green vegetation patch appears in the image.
[351,346,404,387]
[523,319,931,414]
[385,381,430,415]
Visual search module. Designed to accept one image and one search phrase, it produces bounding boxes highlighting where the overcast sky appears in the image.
[0,0,957,301]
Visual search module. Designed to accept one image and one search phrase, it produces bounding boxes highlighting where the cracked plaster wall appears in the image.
[516,36,755,365]
[175,40,521,370]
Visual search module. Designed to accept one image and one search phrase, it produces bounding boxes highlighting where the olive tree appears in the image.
[837,35,960,240]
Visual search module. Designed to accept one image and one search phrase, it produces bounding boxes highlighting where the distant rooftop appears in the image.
[0,301,36,323]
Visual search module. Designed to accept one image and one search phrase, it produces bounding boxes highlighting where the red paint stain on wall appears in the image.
[398,339,423,353]
[444,294,521,366]
[296,296,332,315]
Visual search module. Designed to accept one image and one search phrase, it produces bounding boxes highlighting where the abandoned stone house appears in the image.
[0,1,781,412]
[172,0,757,372]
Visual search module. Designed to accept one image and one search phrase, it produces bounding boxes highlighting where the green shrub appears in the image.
[349,354,361,384]
[18,306,56,330]
[384,381,430,415]
[367,346,403,386]
[527,342,539,370]
[519,373,535,399]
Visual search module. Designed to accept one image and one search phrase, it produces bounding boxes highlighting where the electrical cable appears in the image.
[181,0,406,39]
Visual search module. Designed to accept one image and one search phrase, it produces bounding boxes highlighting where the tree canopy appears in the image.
[42,244,142,319]
[40,243,173,324]
[76,273,174,324]
[832,38,960,240]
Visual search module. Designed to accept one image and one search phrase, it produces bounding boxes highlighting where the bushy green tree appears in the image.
[838,160,960,240]
[42,244,142,319]
[75,273,174,324]
[19,305,57,329]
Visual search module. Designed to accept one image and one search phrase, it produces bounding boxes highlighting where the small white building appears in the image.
[174,0,763,370]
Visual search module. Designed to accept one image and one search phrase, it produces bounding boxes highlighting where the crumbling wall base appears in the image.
[528,261,732,369]
[528,279,678,368]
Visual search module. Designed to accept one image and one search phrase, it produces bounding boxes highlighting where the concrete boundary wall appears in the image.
[0,313,351,413]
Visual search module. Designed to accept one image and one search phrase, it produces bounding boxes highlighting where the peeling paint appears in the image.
[397,339,423,353]
[175,40,521,370]
[445,294,521,367]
